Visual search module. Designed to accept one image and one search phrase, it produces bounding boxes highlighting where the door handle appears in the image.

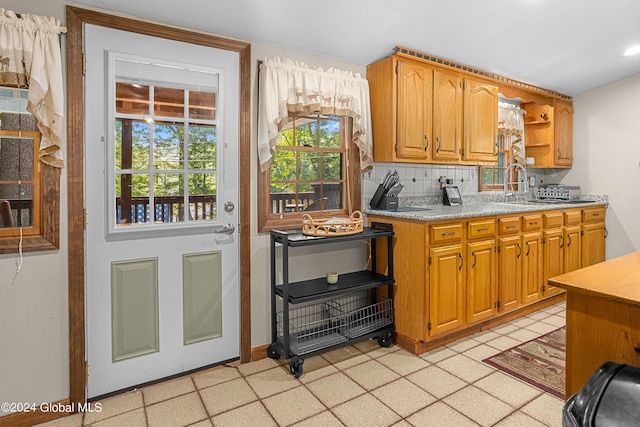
[526,241,530,256]
[214,223,236,235]
[458,252,463,270]
[471,251,476,269]
[517,243,522,258]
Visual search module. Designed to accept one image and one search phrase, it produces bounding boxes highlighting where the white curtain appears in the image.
[258,57,373,173]
[0,9,66,168]
[498,101,526,164]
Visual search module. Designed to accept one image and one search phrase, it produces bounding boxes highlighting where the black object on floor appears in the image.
[563,361,640,427]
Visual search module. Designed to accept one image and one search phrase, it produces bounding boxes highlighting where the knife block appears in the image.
[377,194,398,210]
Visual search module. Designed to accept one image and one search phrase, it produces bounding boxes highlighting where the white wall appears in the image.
[560,73,640,259]
[0,0,69,413]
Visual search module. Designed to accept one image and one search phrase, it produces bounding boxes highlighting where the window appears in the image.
[479,132,514,191]
[107,54,223,238]
[0,88,59,253]
[259,113,361,231]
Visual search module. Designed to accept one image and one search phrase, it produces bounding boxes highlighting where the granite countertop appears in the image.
[364,194,609,222]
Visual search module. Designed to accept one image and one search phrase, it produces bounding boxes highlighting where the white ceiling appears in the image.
[75,0,640,96]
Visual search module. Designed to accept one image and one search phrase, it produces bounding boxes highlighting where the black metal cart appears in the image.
[268,222,395,377]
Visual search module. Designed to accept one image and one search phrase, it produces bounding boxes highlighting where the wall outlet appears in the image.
[529,176,536,187]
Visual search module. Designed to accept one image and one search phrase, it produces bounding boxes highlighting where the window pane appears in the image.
[115,83,150,115]
[154,87,184,118]
[188,173,216,221]
[0,137,34,180]
[188,125,217,169]
[271,150,296,181]
[0,189,32,227]
[116,173,150,226]
[116,120,150,170]
[189,90,216,120]
[294,119,317,147]
[322,152,342,180]
[154,173,184,223]
[299,151,321,181]
[276,128,294,147]
[154,121,184,170]
[319,118,340,148]
[270,182,297,214]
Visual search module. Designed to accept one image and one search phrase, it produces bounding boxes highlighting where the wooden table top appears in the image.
[549,251,640,306]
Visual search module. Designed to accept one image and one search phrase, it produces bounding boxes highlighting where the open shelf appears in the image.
[524,120,551,126]
[275,270,393,303]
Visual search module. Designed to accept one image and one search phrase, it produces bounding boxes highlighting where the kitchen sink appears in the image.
[502,199,595,206]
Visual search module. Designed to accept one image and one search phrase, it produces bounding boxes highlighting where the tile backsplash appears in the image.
[363,162,548,202]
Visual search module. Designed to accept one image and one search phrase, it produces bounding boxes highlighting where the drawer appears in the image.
[583,207,605,223]
[522,214,542,231]
[564,209,582,226]
[544,212,563,228]
[430,223,463,244]
[467,219,495,239]
[498,217,521,234]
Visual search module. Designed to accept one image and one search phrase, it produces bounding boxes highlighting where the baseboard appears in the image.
[251,343,269,361]
[0,399,71,427]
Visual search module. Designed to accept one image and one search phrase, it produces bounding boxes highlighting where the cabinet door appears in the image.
[397,60,433,159]
[466,240,496,324]
[429,244,464,336]
[433,69,462,161]
[522,232,542,304]
[543,228,564,296]
[498,235,522,313]
[582,222,606,267]
[564,225,581,274]
[464,78,498,162]
[554,100,573,167]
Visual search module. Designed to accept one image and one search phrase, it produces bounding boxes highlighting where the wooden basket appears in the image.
[301,211,363,236]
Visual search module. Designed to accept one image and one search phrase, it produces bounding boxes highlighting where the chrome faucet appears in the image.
[504,162,529,202]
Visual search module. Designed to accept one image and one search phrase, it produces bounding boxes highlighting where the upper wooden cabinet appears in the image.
[523,99,573,168]
[367,55,497,165]
[397,60,433,160]
[368,49,573,168]
[464,78,499,162]
[433,69,462,161]
[554,99,573,166]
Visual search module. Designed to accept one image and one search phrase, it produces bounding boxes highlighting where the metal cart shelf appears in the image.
[268,222,395,377]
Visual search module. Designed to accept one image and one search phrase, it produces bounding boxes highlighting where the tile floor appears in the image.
[36,302,567,427]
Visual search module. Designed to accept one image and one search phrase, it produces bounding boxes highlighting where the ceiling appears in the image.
[75,0,640,97]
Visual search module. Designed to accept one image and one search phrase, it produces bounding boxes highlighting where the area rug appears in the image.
[483,327,566,399]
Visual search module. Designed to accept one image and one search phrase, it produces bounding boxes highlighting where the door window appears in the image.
[108,53,223,237]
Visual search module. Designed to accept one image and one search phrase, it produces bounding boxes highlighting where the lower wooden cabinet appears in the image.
[582,207,606,267]
[428,244,464,337]
[543,226,564,297]
[368,205,605,355]
[497,235,522,313]
[522,231,543,304]
[466,239,496,323]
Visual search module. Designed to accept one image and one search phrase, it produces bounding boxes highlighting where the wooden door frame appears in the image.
[66,6,251,406]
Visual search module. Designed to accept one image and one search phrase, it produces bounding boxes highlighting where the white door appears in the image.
[84,25,240,398]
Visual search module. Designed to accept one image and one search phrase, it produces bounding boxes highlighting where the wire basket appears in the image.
[276,302,348,356]
[328,293,394,339]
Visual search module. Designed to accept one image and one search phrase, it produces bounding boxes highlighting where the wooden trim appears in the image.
[0,399,70,427]
[251,343,270,361]
[395,46,572,101]
[65,5,252,410]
